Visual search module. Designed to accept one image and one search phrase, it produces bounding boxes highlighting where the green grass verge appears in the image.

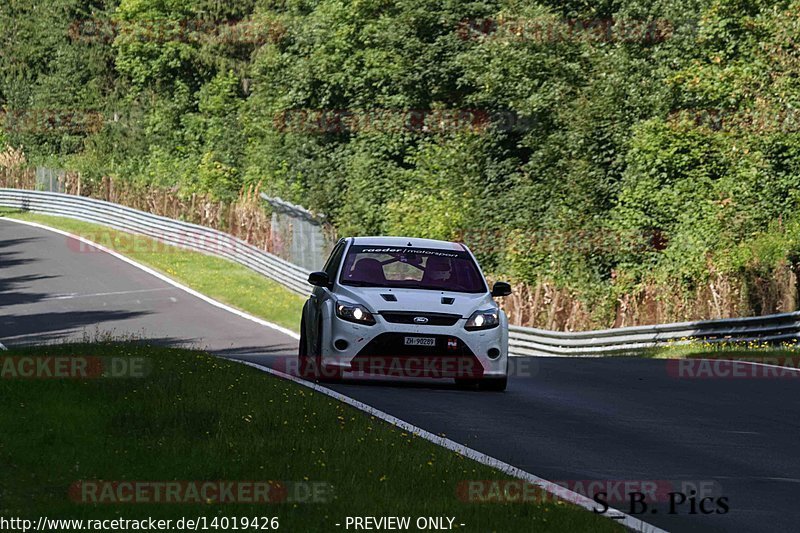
[0,209,304,332]
[644,339,800,360]
[0,343,621,532]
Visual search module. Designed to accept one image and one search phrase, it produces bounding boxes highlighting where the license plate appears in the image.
[404,336,436,347]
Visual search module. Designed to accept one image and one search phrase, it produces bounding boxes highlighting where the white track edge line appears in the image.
[234,359,668,533]
[1,217,301,341]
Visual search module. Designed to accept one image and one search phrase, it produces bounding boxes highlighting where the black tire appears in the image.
[454,378,479,390]
[298,305,316,378]
[479,376,507,392]
[299,309,308,357]
[313,318,342,382]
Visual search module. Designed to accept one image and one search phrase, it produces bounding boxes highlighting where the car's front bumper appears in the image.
[320,313,508,379]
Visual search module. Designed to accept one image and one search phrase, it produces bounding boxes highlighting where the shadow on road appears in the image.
[2,309,154,341]
[0,274,60,307]
[0,236,43,250]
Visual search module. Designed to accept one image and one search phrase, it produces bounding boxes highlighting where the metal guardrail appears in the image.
[509,312,800,357]
[0,189,311,295]
[260,193,326,224]
[3,188,798,357]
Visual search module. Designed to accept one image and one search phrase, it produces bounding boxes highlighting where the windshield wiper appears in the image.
[341,280,390,288]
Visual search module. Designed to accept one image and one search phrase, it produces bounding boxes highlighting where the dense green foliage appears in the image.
[4,0,800,324]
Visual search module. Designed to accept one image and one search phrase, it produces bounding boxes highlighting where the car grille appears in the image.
[379,311,461,326]
[350,333,483,378]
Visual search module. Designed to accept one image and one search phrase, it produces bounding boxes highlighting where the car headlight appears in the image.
[465,308,500,331]
[335,301,376,325]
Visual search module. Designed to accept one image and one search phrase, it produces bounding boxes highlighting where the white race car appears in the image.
[298,236,511,391]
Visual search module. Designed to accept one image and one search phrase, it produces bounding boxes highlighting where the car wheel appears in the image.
[479,376,507,392]
[313,318,342,383]
[454,378,479,390]
[298,307,313,378]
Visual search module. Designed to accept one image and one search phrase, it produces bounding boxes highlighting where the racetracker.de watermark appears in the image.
[667,358,800,379]
[69,480,333,504]
[0,356,149,379]
[285,355,537,380]
[456,16,692,44]
[1,109,104,134]
[273,108,536,134]
[66,230,252,256]
[68,17,284,46]
[0,516,279,532]
[668,107,800,134]
[451,227,669,255]
[457,479,722,504]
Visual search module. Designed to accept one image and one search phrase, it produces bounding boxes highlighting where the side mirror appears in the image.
[491,281,512,297]
[308,271,331,288]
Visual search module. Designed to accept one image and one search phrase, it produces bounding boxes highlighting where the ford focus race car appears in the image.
[298,237,511,391]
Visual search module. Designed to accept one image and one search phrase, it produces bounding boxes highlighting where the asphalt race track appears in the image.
[3,218,800,533]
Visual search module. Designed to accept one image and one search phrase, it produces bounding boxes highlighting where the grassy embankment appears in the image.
[0,342,621,532]
[647,339,800,363]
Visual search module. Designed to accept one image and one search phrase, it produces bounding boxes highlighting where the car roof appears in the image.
[349,236,467,251]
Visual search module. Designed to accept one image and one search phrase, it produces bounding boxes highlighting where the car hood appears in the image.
[334,286,496,318]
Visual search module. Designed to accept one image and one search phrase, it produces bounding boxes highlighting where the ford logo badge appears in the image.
[413,316,429,324]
